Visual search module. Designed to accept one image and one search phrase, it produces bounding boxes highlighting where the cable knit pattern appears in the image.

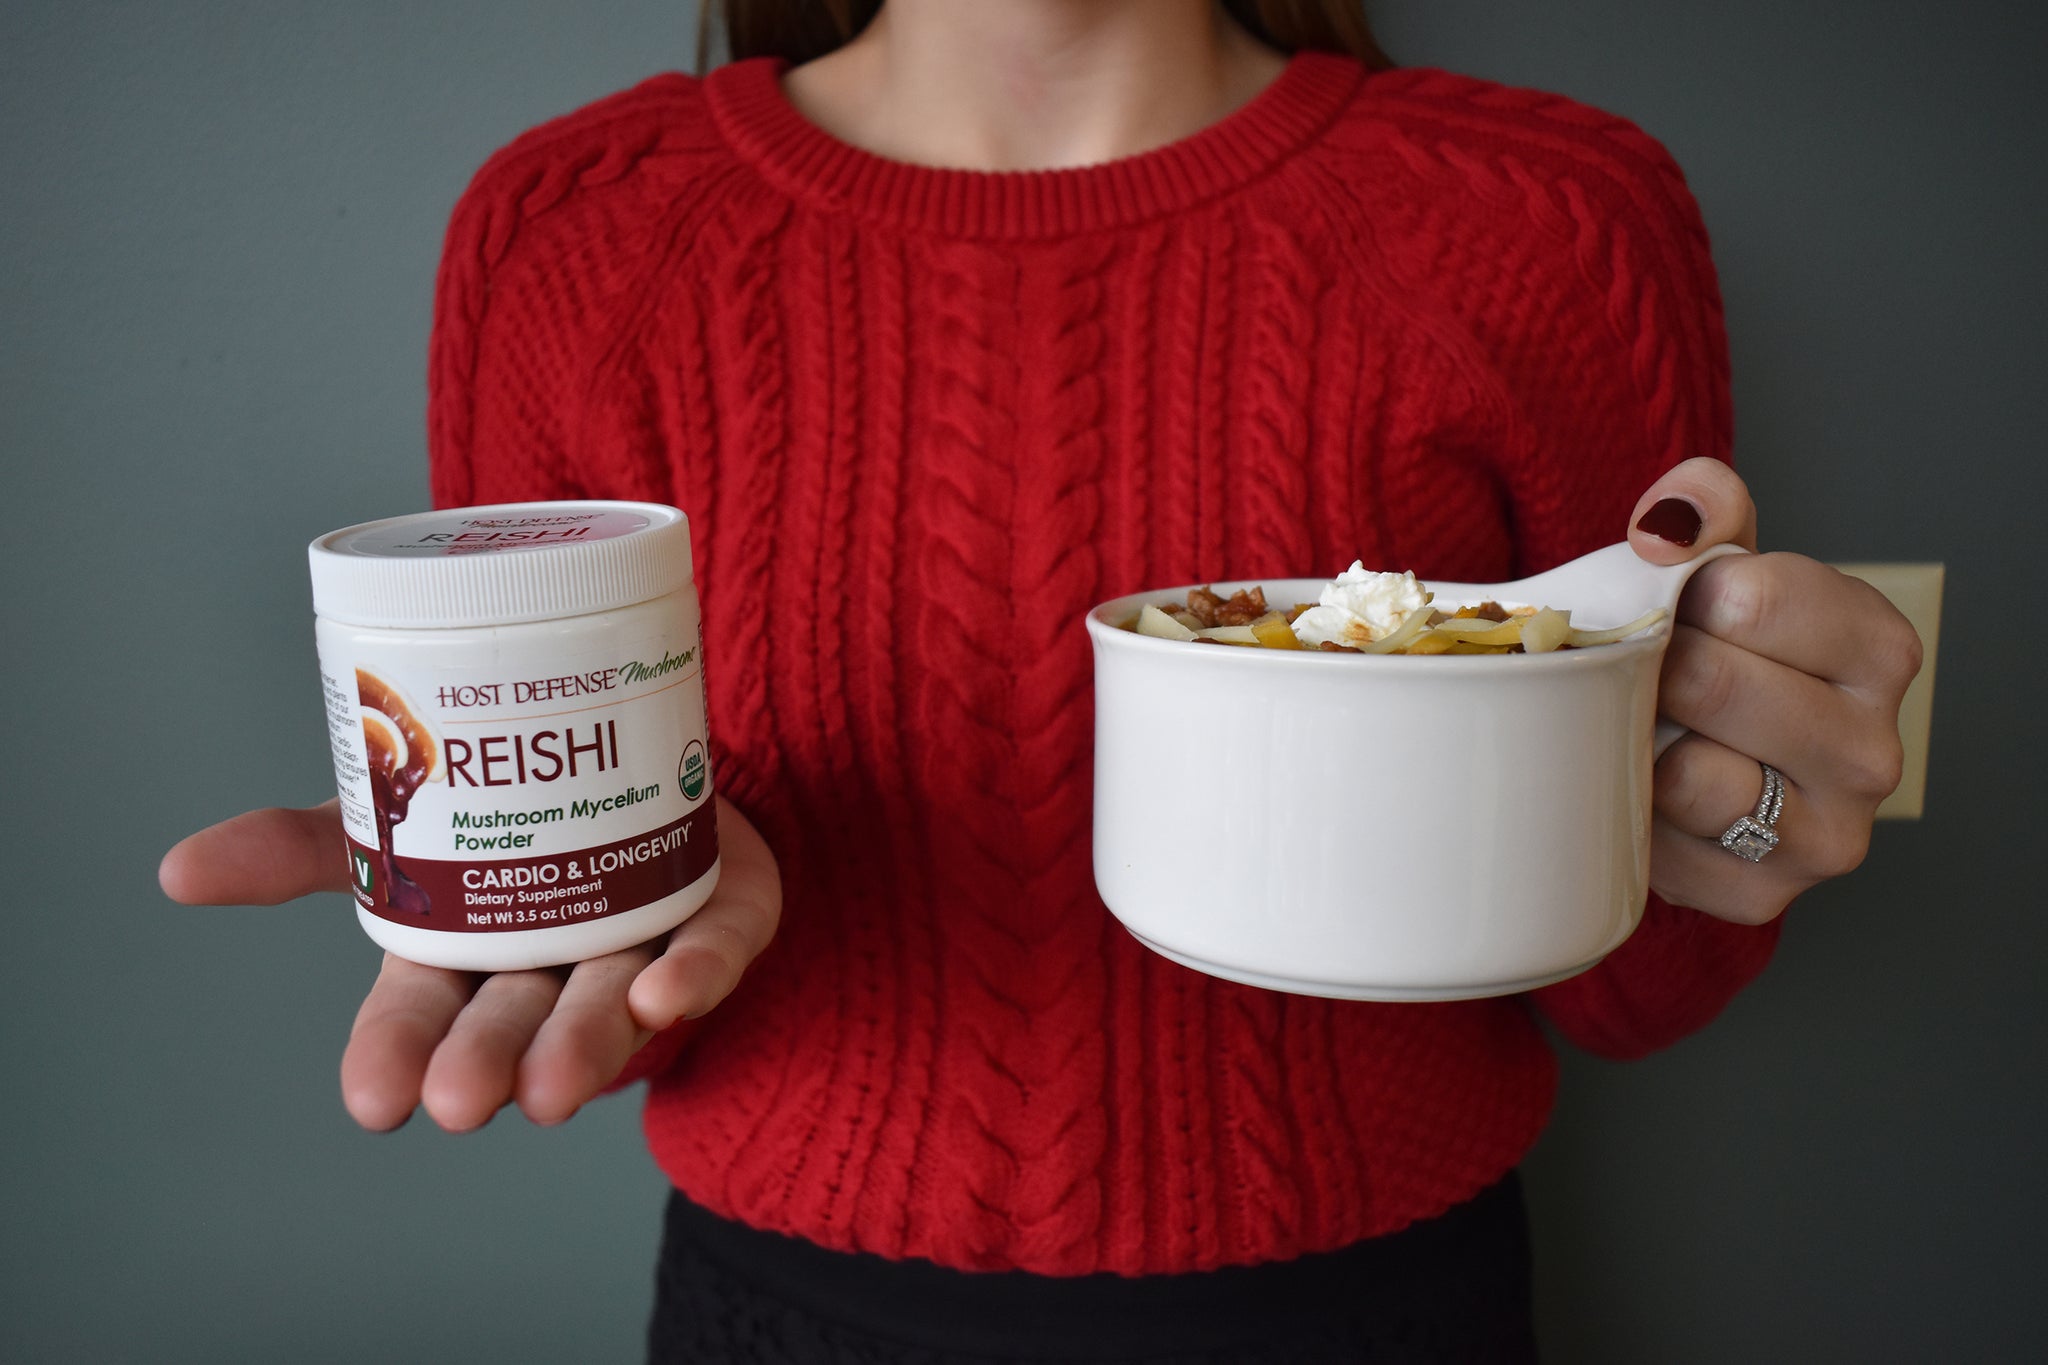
[426,53,1781,1278]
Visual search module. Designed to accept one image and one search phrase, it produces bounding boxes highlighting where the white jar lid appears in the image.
[309,501,693,628]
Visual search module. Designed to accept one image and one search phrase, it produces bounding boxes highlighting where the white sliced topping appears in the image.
[1191,624,1259,644]
[1136,603,1197,641]
[1566,608,1667,647]
[1519,607,1572,654]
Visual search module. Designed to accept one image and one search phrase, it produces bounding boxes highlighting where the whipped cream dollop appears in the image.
[1289,563,1430,649]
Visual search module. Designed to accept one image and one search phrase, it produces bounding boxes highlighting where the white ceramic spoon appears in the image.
[1423,539,1747,757]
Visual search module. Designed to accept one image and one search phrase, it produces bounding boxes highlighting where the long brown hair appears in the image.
[698,1,1391,73]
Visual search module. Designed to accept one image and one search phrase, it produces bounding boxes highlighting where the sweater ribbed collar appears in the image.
[704,50,1363,239]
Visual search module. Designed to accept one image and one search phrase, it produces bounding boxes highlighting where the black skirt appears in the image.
[647,1174,1538,1364]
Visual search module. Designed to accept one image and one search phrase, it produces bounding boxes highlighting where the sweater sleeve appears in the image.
[421,89,705,1088]
[1428,93,1782,1057]
[425,75,701,509]
[426,151,592,508]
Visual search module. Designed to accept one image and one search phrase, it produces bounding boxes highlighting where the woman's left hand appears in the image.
[1629,459,1923,926]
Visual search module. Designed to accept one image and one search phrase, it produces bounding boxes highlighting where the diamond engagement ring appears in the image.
[1720,762,1786,862]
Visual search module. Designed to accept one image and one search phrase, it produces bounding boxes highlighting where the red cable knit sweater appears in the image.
[427,51,1780,1277]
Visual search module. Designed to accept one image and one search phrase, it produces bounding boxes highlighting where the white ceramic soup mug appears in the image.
[1085,541,1742,1002]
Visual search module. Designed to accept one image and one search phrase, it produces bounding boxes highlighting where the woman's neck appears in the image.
[780,0,1287,172]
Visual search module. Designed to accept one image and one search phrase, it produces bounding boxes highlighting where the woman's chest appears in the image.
[606,224,1520,616]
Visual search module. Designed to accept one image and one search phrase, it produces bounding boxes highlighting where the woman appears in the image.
[162,1,1920,1359]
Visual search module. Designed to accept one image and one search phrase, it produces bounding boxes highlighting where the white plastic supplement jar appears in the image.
[309,501,720,972]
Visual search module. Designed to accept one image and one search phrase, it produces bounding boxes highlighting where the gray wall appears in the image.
[2,2,2039,1361]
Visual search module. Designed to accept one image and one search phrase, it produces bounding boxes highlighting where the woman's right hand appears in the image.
[159,794,779,1132]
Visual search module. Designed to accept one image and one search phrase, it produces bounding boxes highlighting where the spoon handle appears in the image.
[1653,718,1691,760]
[1648,542,1748,760]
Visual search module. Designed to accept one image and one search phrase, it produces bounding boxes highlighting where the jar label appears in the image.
[316,602,716,934]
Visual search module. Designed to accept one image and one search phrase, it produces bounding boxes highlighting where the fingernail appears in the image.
[1636,498,1702,546]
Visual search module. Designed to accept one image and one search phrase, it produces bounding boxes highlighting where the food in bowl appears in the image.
[1127,562,1666,656]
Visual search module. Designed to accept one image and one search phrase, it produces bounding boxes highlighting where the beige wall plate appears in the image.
[1829,563,1944,819]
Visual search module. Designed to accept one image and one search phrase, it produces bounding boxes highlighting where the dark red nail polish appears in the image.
[1636,497,1702,546]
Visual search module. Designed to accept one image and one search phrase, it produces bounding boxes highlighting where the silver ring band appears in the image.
[1720,762,1785,862]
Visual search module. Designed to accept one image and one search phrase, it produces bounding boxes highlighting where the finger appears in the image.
[1655,732,1805,843]
[1678,554,1923,697]
[629,802,782,1032]
[1628,457,1757,564]
[514,945,659,1126]
[417,969,566,1133]
[159,800,349,905]
[1647,818,1797,927]
[340,954,477,1132]
[1652,737,1879,920]
[1659,624,1859,781]
[627,889,764,1031]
